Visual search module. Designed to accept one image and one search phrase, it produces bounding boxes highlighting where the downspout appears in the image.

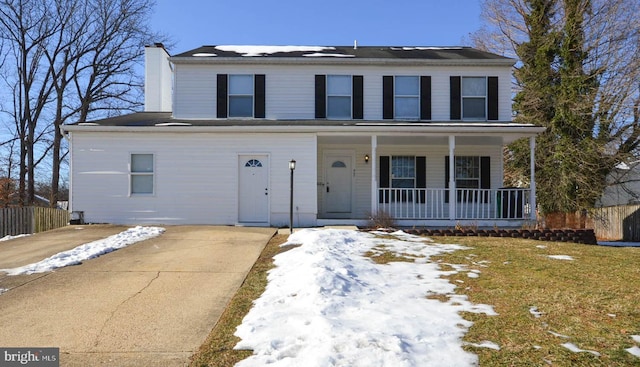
[370,135,378,215]
[530,136,537,222]
[449,135,456,221]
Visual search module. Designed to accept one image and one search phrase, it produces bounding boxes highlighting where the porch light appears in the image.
[289,159,296,232]
[364,154,370,164]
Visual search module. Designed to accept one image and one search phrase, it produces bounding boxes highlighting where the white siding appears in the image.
[70,132,317,227]
[173,64,513,121]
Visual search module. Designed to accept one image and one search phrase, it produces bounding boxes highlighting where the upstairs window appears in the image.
[327,75,352,119]
[217,74,265,118]
[450,76,498,120]
[383,75,431,120]
[130,154,154,195]
[462,77,486,119]
[394,76,420,120]
[228,75,254,117]
[315,75,363,119]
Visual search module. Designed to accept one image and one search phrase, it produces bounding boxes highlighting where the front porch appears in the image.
[314,124,543,228]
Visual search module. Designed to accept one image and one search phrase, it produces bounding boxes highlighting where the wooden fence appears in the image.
[0,207,70,238]
[591,204,640,242]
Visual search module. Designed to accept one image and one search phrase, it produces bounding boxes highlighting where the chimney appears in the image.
[144,43,172,112]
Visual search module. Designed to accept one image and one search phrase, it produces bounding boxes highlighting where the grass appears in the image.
[432,236,640,366]
[190,231,640,366]
[188,233,292,367]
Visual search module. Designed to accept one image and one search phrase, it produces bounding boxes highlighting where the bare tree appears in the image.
[0,0,165,207]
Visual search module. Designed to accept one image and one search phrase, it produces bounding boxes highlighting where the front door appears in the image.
[323,153,353,216]
[238,155,269,223]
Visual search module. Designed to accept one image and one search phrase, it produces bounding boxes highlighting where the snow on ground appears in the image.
[464,341,501,350]
[632,335,640,343]
[0,226,164,276]
[0,234,31,242]
[234,229,497,367]
[627,346,640,357]
[561,342,601,356]
[547,255,575,261]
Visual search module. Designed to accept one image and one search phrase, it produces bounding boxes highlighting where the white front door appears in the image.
[238,155,269,223]
[323,153,353,215]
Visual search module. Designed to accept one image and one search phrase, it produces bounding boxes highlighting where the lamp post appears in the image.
[289,159,296,233]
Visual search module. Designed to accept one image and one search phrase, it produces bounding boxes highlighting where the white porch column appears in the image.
[370,135,378,214]
[530,136,537,221]
[449,135,456,221]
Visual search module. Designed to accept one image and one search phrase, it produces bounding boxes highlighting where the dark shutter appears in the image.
[315,75,326,118]
[416,156,426,203]
[216,74,228,118]
[353,75,363,119]
[383,76,394,119]
[379,156,390,203]
[481,156,491,202]
[444,156,450,203]
[450,76,461,120]
[420,76,431,120]
[487,77,498,120]
[254,74,265,118]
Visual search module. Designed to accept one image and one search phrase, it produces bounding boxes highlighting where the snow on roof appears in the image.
[391,46,464,51]
[214,45,335,57]
[302,53,355,58]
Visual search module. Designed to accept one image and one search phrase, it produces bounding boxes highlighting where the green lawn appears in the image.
[190,232,640,367]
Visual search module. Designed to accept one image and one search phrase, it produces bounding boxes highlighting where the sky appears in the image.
[150,0,485,54]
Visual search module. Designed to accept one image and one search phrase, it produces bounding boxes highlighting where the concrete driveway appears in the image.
[0,225,276,366]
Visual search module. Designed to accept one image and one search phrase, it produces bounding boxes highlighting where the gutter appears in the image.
[61,122,545,136]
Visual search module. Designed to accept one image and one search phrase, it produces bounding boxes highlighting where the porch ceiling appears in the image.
[318,135,509,146]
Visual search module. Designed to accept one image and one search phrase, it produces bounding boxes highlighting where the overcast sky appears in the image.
[150,0,484,54]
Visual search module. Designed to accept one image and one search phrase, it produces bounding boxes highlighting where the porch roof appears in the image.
[63,112,544,142]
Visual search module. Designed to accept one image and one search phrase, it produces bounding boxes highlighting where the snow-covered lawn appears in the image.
[233,229,498,367]
[0,226,164,276]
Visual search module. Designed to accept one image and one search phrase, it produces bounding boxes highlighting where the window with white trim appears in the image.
[130,154,154,195]
[391,156,416,188]
[327,75,352,119]
[455,156,480,188]
[394,76,419,119]
[462,77,486,119]
[228,74,254,117]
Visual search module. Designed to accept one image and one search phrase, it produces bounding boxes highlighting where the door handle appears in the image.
[327,186,330,193]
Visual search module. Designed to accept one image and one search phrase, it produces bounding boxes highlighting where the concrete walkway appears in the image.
[0,225,276,366]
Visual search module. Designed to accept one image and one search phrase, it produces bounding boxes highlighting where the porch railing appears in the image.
[378,188,531,220]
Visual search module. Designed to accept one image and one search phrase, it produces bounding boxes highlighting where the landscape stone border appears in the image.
[401,228,598,245]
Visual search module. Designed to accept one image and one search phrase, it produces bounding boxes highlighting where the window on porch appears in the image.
[379,155,426,203]
[446,156,491,203]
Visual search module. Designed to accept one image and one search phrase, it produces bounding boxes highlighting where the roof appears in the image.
[171,45,515,65]
[62,112,544,138]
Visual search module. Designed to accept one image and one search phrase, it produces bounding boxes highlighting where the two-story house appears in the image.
[62,44,544,228]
